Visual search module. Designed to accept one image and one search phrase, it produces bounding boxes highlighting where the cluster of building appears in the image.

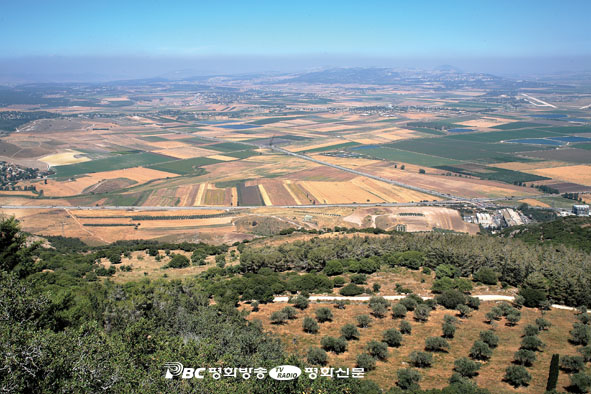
[572,204,590,216]
[463,208,530,229]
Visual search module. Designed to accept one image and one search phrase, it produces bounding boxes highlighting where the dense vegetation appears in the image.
[2,215,591,392]
[500,216,591,253]
[239,229,591,307]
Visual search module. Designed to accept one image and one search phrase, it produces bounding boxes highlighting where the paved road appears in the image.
[272,294,575,311]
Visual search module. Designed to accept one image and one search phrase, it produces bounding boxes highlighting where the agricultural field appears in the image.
[1,70,590,247]
[248,300,581,393]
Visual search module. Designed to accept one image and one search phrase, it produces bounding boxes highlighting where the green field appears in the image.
[435,165,549,183]
[354,146,462,167]
[138,135,168,142]
[205,142,253,152]
[147,157,222,175]
[303,141,361,153]
[574,143,591,150]
[383,138,546,164]
[53,152,173,177]
[446,128,565,143]
[224,150,260,159]
[491,121,547,130]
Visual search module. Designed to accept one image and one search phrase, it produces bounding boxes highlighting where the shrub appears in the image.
[281,306,298,320]
[443,315,458,325]
[356,314,372,328]
[442,323,456,339]
[369,296,390,309]
[409,351,433,368]
[479,330,499,348]
[383,328,403,347]
[454,357,481,377]
[504,365,531,388]
[513,295,525,308]
[513,349,536,366]
[350,273,367,284]
[251,301,259,312]
[332,277,346,288]
[485,309,502,324]
[334,299,348,309]
[559,355,585,373]
[307,347,328,365]
[470,341,492,361]
[519,287,547,308]
[164,254,190,268]
[466,296,481,310]
[435,264,458,279]
[400,320,412,335]
[321,336,347,354]
[414,305,431,322]
[457,304,472,318]
[339,283,364,296]
[324,260,344,276]
[270,311,287,325]
[372,283,381,293]
[315,307,333,323]
[425,337,450,352]
[399,296,418,311]
[293,295,309,310]
[506,311,521,326]
[370,303,388,318]
[392,303,407,319]
[535,317,551,331]
[356,353,376,371]
[578,345,591,362]
[523,324,539,337]
[474,267,499,285]
[521,335,544,352]
[303,317,319,334]
[341,324,360,340]
[436,290,466,309]
[366,340,388,360]
[570,322,591,346]
[569,373,591,394]
[397,368,421,390]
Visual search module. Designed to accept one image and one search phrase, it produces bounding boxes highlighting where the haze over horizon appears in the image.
[1,0,590,82]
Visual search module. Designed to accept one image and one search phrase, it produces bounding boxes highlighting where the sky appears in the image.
[1,0,590,81]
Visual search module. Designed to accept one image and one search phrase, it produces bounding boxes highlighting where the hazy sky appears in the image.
[1,0,590,80]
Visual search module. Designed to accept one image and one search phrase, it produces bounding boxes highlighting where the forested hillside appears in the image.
[1,215,590,393]
[500,216,591,254]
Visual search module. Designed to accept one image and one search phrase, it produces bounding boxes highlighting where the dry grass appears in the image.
[529,165,591,186]
[246,301,580,393]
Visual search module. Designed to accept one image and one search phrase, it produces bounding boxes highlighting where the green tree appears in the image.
[474,267,499,285]
[341,324,360,340]
[400,320,412,335]
[356,353,376,371]
[546,354,560,392]
[513,349,536,366]
[409,351,433,368]
[357,315,372,328]
[383,329,403,347]
[470,341,492,361]
[425,337,450,352]
[303,317,319,334]
[392,303,407,319]
[454,357,481,378]
[315,307,333,323]
[366,340,388,360]
[307,347,328,365]
[504,365,531,388]
[396,368,421,390]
